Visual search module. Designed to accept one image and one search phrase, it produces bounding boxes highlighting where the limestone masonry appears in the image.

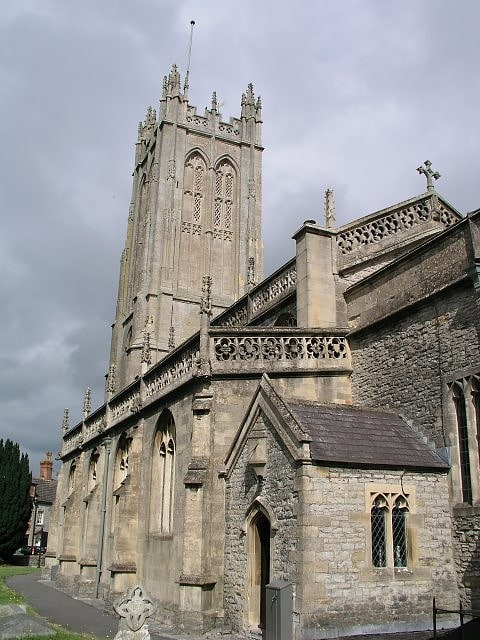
[47,65,480,639]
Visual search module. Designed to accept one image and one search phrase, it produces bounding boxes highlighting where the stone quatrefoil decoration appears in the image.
[114,585,156,633]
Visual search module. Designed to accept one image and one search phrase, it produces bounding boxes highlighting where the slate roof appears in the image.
[32,478,57,503]
[287,402,448,471]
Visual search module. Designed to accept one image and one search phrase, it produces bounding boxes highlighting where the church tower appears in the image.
[107,66,263,392]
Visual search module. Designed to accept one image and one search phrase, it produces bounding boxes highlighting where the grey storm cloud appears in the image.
[1,0,479,475]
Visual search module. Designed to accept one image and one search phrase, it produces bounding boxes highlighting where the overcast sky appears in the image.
[1,0,479,477]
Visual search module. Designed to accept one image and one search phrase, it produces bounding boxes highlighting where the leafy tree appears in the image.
[0,439,32,560]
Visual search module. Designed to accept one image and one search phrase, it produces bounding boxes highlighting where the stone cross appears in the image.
[417,160,441,192]
[114,585,157,640]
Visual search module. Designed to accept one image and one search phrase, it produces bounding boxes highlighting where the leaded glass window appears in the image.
[453,383,472,504]
[370,492,409,569]
[371,501,387,567]
[392,497,408,567]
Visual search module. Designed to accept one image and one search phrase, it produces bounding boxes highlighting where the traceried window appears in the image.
[183,153,206,229]
[67,462,76,495]
[214,160,235,240]
[88,450,100,492]
[149,410,175,534]
[370,492,409,568]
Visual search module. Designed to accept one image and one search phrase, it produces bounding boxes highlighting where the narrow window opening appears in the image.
[371,498,387,567]
[453,383,472,504]
[392,497,408,568]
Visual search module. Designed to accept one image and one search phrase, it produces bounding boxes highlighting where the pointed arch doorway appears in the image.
[246,510,271,630]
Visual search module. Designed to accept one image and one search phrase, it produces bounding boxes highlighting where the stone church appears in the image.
[47,65,480,638]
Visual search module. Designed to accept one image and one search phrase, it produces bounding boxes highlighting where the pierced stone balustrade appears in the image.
[62,424,83,456]
[210,328,350,374]
[213,259,296,328]
[144,338,199,401]
[83,406,106,440]
[109,381,142,426]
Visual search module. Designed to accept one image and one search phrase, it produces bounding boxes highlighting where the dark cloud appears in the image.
[1,0,479,474]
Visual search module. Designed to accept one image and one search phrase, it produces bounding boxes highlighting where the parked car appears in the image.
[21,545,46,555]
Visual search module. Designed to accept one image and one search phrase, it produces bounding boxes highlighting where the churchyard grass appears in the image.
[0,564,38,605]
[0,564,98,639]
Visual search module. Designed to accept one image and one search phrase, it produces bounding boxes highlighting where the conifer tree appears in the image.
[0,439,32,560]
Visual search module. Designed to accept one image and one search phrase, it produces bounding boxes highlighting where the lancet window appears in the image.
[449,375,480,504]
[370,492,409,569]
[150,410,175,534]
[453,382,472,504]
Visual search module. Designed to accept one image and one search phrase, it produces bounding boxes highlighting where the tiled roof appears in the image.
[32,478,57,503]
[287,402,448,471]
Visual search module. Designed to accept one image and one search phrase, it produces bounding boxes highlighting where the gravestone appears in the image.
[114,585,157,640]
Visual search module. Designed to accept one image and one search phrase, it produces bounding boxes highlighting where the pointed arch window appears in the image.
[370,492,409,568]
[453,382,472,504]
[214,160,236,240]
[88,450,100,493]
[183,154,206,229]
[471,377,480,468]
[371,497,387,567]
[150,411,175,534]
[67,462,76,496]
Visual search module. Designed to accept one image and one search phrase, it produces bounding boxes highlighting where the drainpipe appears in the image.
[95,437,111,598]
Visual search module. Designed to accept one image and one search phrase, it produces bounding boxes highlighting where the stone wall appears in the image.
[224,414,298,631]
[350,283,480,447]
[452,506,480,609]
[349,281,480,610]
[224,409,458,638]
[297,467,457,638]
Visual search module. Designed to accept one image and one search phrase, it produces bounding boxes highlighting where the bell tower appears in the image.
[107,65,263,392]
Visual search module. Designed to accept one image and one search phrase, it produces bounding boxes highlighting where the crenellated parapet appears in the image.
[156,64,262,145]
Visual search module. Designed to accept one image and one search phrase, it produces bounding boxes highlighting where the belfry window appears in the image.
[214,161,235,238]
[183,153,206,228]
[370,492,409,569]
